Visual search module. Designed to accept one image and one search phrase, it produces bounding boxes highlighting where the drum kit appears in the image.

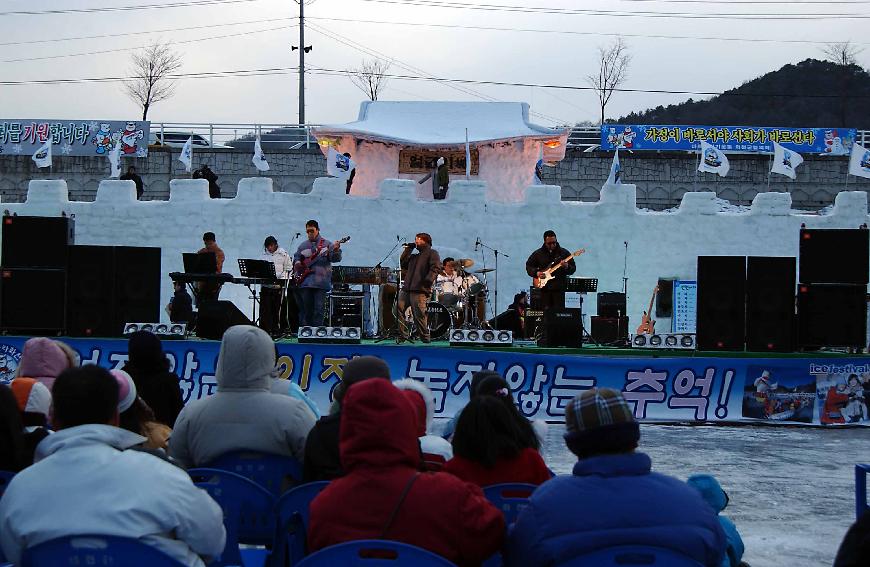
[426,258,494,339]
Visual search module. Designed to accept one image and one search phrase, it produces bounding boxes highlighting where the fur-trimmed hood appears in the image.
[394,378,435,435]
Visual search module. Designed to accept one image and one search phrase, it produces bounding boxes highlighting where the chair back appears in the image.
[271,481,330,566]
[207,451,302,496]
[0,470,14,499]
[21,534,186,567]
[297,539,456,566]
[856,463,870,519]
[190,468,276,565]
[557,545,704,567]
[483,483,537,525]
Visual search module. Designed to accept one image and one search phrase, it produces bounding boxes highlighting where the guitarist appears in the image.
[293,220,343,326]
[525,230,577,310]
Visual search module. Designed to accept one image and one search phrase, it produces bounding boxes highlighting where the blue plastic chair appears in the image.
[297,540,456,566]
[557,545,704,566]
[207,451,303,496]
[190,468,276,567]
[483,483,537,525]
[269,481,329,567]
[21,534,186,567]
[856,463,870,519]
[0,470,14,499]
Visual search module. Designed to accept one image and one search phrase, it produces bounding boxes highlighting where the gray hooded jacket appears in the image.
[169,325,316,468]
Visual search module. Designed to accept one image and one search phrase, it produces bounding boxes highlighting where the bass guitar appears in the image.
[533,249,585,289]
[635,286,659,335]
[293,236,350,285]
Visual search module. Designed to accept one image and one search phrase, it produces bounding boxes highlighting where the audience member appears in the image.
[687,474,745,567]
[0,384,26,472]
[120,165,144,199]
[475,374,543,449]
[303,355,390,482]
[0,365,225,566]
[834,513,870,567]
[9,378,52,466]
[307,379,505,566]
[442,369,501,440]
[506,388,726,567]
[394,378,453,470]
[270,378,322,419]
[170,325,316,468]
[122,331,185,427]
[112,369,171,451]
[15,337,74,390]
[444,395,551,486]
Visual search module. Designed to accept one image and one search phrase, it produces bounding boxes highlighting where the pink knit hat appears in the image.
[110,369,138,413]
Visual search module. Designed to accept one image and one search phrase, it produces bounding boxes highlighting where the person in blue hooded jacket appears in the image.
[687,473,746,567]
[505,387,726,567]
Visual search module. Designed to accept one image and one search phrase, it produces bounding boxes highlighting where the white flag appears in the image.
[770,142,803,180]
[179,136,193,173]
[108,139,122,178]
[31,138,52,168]
[326,147,355,180]
[606,149,622,185]
[697,140,730,177]
[252,135,270,172]
[849,142,870,180]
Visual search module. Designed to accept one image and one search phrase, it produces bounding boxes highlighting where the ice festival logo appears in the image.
[861,150,870,171]
[0,343,22,385]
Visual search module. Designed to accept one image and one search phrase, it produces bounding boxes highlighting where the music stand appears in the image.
[567,277,599,346]
[237,259,278,324]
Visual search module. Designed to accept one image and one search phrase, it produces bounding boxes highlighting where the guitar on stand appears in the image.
[533,249,586,289]
[293,236,350,286]
[636,286,658,335]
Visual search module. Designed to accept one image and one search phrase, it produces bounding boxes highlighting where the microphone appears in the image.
[474,237,480,251]
[402,242,415,248]
[296,232,301,237]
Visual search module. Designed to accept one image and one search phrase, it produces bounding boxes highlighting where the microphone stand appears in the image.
[279,232,302,337]
[476,238,508,330]
[374,236,409,343]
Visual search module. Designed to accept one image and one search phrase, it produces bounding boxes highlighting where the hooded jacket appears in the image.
[16,337,71,391]
[687,474,745,567]
[0,424,225,566]
[307,379,505,567]
[169,325,316,468]
[506,452,726,567]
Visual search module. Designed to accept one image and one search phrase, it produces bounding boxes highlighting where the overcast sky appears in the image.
[0,0,867,128]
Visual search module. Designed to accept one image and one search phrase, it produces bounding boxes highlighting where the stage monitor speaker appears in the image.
[597,292,626,318]
[798,283,867,348]
[114,246,161,334]
[2,215,74,269]
[655,279,674,318]
[66,245,117,337]
[696,256,746,351]
[197,300,253,340]
[591,316,629,345]
[538,309,582,348]
[799,228,869,285]
[0,268,66,333]
[746,256,796,352]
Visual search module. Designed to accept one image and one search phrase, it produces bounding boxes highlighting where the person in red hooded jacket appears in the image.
[307,379,505,566]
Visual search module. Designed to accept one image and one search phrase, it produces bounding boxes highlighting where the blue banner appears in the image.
[600,124,857,155]
[1,337,868,426]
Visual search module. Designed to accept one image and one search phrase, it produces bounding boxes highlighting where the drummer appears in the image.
[435,257,464,308]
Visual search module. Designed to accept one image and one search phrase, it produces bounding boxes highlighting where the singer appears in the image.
[398,233,442,343]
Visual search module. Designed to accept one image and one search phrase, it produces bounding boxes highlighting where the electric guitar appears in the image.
[533,249,585,289]
[293,236,350,285]
[635,286,659,335]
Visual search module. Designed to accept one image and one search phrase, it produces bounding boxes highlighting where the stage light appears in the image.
[124,323,140,334]
[468,331,480,341]
[449,329,513,347]
[124,322,186,338]
[299,327,313,338]
[346,328,360,339]
[665,335,678,347]
[649,334,663,346]
[297,326,361,344]
[631,333,696,350]
[451,330,464,342]
[680,335,696,348]
[633,335,647,347]
[483,330,495,342]
[331,328,343,338]
[497,331,512,343]
[315,326,328,338]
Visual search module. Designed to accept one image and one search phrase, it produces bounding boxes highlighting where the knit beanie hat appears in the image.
[470,370,500,398]
[334,356,391,404]
[110,369,138,413]
[10,377,52,427]
[563,387,639,458]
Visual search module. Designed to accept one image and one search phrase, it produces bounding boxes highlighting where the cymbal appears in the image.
[458,258,475,268]
[473,268,495,274]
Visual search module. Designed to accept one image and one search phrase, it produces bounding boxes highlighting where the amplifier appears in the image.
[591,316,629,345]
[524,309,545,340]
[329,294,363,328]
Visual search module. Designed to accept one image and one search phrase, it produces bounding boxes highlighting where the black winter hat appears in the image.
[334,356,391,403]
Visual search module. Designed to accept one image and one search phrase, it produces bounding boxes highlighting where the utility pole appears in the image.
[291,0,311,124]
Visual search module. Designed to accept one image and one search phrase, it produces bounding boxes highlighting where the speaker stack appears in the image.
[696,256,747,351]
[797,228,868,349]
[746,257,796,352]
[592,291,628,345]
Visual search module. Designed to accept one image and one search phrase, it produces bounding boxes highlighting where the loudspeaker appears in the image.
[655,279,674,318]
[538,309,582,348]
[0,268,66,332]
[67,246,117,337]
[597,292,626,318]
[591,316,629,344]
[799,228,869,285]
[2,215,74,269]
[798,284,867,348]
[697,256,746,351]
[114,246,161,330]
[197,300,253,340]
[746,257,796,352]
[329,294,363,328]
[524,309,545,340]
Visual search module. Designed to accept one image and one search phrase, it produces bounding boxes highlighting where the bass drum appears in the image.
[426,301,456,339]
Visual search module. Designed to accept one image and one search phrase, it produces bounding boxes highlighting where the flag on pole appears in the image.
[108,139,122,178]
[697,140,730,177]
[31,138,52,168]
[606,149,621,185]
[849,142,870,179]
[465,128,471,180]
[326,147,355,180]
[252,135,270,172]
[179,136,193,173]
[770,142,803,180]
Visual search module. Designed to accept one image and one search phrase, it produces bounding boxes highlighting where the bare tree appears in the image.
[821,41,863,67]
[586,38,632,125]
[123,42,183,120]
[348,59,392,101]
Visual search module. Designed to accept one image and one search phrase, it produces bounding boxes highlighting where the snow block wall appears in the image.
[2,177,869,329]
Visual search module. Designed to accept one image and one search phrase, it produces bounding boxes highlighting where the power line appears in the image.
[0,0,262,17]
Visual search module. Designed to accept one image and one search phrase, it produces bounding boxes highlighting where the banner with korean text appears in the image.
[0,119,150,158]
